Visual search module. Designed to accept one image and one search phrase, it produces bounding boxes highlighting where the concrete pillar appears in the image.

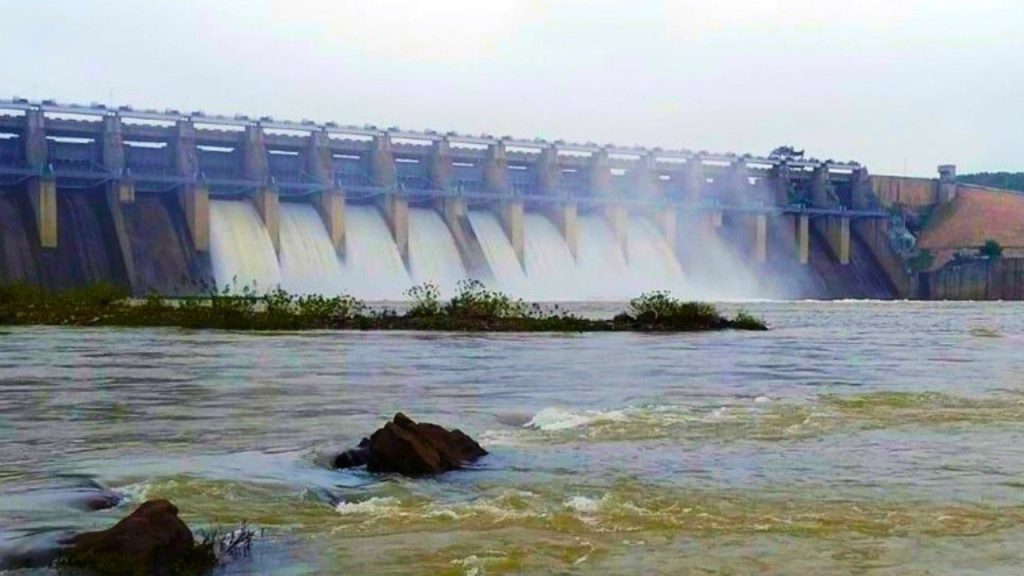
[428,137,452,190]
[544,202,578,260]
[179,185,209,252]
[484,141,510,194]
[752,213,768,264]
[315,190,345,256]
[771,162,792,206]
[683,158,705,203]
[631,153,659,198]
[307,131,345,256]
[254,187,280,255]
[810,164,836,207]
[498,200,524,268]
[796,213,809,264]
[102,115,134,204]
[23,108,47,170]
[588,148,613,197]
[241,125,279,254]
[850,167,871,210]
[938,164,957,203]
[537,146,560,195]
[370,134,397,188]
[437,196,491,278]
[826,215,851,265]
[173,120,209,252]
[706,209,723,229]
[242,125,270,183]
[728,159,751,205]
[654,205,677,255]
[23,109,57,248]
[383,194,409,264]
[28,177,57,248]
[104,183,138,293]
[603,203,628,261]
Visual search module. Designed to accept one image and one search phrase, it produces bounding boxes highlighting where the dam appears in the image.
[0,99,901,300]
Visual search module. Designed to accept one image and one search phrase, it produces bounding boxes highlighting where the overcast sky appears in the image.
[2,0,1021,176]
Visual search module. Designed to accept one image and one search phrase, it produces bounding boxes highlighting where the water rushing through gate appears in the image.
[207,200,768,300]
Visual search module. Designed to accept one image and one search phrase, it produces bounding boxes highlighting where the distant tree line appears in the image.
[957,172,1024,192]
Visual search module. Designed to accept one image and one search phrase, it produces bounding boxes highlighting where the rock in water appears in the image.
[61,499,215,576]
[335,413,487,476]
[332,437,371,469]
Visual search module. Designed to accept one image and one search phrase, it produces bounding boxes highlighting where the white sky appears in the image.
[1,0,1021,176]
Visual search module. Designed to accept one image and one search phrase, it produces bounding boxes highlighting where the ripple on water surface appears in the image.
[2,302,1024,574]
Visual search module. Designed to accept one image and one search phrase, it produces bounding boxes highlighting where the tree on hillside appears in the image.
[980,239,1004,258]
[958,172,1024,193]
[907,248,935,273]
[769,146,804,160]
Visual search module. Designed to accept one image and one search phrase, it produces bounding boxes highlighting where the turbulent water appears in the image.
[208,200,282,294]
[206,202,779,301]
[2,302,1024,574]
[278,203,346,296]
[336,204,411,300]
[408,208,468,298]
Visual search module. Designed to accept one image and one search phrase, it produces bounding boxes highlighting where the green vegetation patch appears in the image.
[0,282,767,333]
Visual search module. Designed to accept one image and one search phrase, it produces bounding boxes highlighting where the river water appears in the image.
[2,301,1024,575]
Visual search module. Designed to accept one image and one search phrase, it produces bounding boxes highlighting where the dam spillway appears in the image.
[0,98,904,300]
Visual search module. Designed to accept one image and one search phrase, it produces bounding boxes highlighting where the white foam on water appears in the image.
[576,214,632,300]
[467,210,530,297]
[524,407,628,431]
[278,202,346,295]
[407,207,468,298]
[334,496,402,515]
[338,204,412,300]
[625,215,687,296]
[522,213,581,300]
[208,200,282,294]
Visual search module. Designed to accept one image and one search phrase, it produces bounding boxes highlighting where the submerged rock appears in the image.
[334,413,487,476]
[60,499,215,576]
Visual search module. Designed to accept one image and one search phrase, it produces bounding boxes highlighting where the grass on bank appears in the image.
[0,280,766,332]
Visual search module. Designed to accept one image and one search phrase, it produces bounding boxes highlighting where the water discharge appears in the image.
[522,213,581,300]
[467,210,530,297]
[209,200,774,300]
[337,204,411,300]
[407,207,468,298]
[278,202,345,295]
[208,199,281,293]
[575,214,630,299]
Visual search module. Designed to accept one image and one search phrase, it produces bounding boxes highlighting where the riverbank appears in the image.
[0,281,766,332]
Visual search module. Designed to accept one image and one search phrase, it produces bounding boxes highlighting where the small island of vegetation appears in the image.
[0,280,767,333]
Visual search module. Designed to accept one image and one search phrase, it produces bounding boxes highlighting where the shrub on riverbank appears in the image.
[620,291,767,331]
[0,282,766,333]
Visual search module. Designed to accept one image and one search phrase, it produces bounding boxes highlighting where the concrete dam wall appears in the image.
[0,99,902,300]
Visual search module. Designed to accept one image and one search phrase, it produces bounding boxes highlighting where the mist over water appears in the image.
[207,199,790,301]
[521,212,582,300]
[575,215,630,300]
[625,215,687,297]
[467,210,530,296]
